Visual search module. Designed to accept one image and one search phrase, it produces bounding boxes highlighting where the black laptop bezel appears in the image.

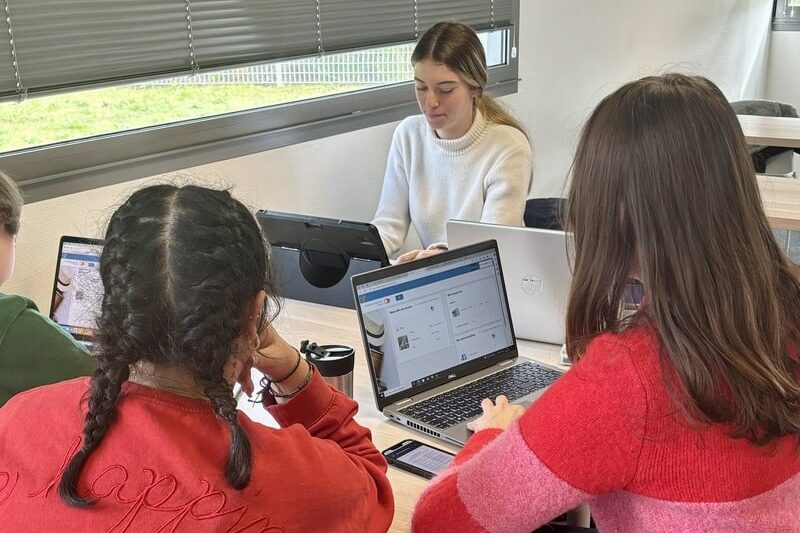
[351,239,519,412]
[49,235,104,343]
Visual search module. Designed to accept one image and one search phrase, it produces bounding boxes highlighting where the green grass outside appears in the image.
[0,83,364,153]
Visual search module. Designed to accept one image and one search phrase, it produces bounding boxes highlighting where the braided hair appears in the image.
[59,184,279,506]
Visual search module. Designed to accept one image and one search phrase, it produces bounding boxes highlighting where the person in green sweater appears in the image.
[0,172,95,406]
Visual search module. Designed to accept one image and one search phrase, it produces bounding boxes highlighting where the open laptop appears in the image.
[448,220,572,345]
[49,236,103,348]
[351,240,564,446]
[257,210,389,309]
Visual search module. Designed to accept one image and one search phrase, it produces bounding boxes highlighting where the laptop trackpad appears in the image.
[444,421,473,447]
[451,397,535,445]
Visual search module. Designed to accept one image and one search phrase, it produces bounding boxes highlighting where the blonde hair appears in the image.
[412,22,527,138]
[0,172,22,235]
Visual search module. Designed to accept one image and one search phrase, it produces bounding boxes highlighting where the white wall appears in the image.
[506,0,774,198]
[765,31,800,110]
[6,0,780,310]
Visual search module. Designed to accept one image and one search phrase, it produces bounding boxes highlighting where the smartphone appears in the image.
[382,439,456,480]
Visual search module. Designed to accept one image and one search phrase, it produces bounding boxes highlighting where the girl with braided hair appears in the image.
[0,185,394,532]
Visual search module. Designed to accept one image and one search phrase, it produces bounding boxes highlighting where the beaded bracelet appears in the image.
[269,361,315,399]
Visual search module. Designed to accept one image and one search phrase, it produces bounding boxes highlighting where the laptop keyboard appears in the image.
[398,361,563,430]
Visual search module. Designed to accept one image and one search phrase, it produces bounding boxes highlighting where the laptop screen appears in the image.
[353,241,516,404]
[49,237,103,343]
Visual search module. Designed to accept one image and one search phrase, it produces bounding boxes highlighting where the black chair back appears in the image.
[524,197,567,230]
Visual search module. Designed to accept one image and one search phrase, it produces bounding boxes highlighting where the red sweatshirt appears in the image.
[0,371,394,532]
[413,327,800,532]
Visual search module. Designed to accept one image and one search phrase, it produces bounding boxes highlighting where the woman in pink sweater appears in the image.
[0,185,393,532]
[412,74,800,532]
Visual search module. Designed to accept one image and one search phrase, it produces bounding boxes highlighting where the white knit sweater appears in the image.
[372,110,533,256]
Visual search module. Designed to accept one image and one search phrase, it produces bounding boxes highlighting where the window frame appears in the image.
[3,17,520,203]
[773,0,800,31]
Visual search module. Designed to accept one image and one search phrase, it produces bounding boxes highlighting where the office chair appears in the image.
[524,198,567,230]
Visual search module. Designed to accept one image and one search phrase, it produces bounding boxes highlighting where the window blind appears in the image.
[0,0,514,102]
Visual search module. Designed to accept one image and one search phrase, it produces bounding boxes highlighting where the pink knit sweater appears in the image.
[412,327,800,532]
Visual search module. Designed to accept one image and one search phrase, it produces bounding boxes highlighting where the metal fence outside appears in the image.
[148,46,414,87]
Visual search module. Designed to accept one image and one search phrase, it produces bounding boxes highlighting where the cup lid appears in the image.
[308,344,355,377]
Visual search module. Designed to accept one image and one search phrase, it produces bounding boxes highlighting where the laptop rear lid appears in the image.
[256,210,389,264]
[352,240,518,411]
[447,220,572,344]
[257,210,389,309]
[49,236,103,344]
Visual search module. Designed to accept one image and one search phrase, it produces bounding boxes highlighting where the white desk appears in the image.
[757,174,800,232]
[238,299,566,533]
[738,115,800,149]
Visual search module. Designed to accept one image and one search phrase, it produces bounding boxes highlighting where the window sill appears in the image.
[4,77,519,203]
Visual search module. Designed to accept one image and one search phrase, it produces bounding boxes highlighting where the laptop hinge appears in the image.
[499,359,515,366]
[395,398,413,406]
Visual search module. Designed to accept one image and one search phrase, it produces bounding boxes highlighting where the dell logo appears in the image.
[522,275,543,295]
[448,373,456,380]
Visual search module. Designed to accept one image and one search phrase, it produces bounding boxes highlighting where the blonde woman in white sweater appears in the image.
[372,22,532,262]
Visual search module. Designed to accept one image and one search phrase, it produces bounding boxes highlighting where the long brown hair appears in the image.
[412,22,527,137]
[565,73,800,447]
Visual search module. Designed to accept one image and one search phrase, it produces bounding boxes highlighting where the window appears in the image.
[774,0,800,30]
[0,44,413,155]
[0,31,508,155]
[0,1,520,202]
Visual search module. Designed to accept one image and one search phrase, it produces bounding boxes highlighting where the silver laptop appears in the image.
[351,240,564,446]
[448,221,571,345]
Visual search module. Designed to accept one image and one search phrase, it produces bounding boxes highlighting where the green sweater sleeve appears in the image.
[0,294,95,406]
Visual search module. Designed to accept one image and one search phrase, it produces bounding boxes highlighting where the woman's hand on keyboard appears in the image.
[466,395,525,432]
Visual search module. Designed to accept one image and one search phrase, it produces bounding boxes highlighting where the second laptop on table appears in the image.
[447,220,572,345]
[49,235,103,348]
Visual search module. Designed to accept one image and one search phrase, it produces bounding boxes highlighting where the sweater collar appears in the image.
[429,108,488,155]
[121,379,215,413]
